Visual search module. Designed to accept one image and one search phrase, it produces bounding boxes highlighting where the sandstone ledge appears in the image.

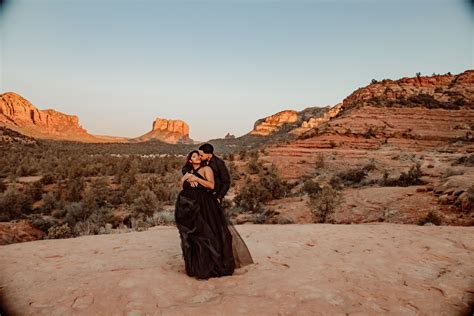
[1,224,473,315]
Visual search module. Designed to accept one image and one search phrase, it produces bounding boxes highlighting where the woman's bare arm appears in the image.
[188,166,215,190]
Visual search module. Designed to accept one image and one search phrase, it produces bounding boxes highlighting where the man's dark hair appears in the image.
[199,143,214,154]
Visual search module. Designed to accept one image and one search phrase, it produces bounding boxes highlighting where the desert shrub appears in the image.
[115,166,137,191]
[51,208,67,219]
[302,179,322,195]
[259,166,289,199]
[253,209,272,224]
[234,178,272,212]
[47,223,73,239]
[398,164,423,185]
[66,177,84,202]
[125,181,147,204]
[42,191,58,212]
[153,210,175,226]
[40,173,55,185]
[143,175,177,202]
[380,164,423,187]
[131,189,160,219]
[0,187,32,221]
[337,168,368,186]
[277,216,295,224]
[418,210,442,226]
[80,177,110,211]
[64,202,90,227]
[74,207,111,236]
[247,158,262,174]
[25,181,44,202]
[228,161,241,181]
[29,214,56,233]
[329,176,344,190]
[307,186,342,223]
[130,217,149,232]
[363,126,377,138]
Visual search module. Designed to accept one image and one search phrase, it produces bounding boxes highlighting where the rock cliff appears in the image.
[136,117,192,144]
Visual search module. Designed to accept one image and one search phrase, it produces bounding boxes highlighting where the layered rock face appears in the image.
[250,110,299,136]
[136,117,192,144]
[0,92,98,142]
[340,70,473,112]
[261,70,474,180]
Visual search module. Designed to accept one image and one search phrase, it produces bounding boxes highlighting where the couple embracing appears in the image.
[174,143,253,279]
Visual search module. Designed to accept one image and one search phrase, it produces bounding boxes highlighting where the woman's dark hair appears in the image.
[198,143,214,154]
[185,150,200,170]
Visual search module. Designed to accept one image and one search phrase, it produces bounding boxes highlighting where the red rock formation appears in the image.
[263,70,474,180]
[0,92,99,142]
[136,117,192,144]
[250,110,299,136]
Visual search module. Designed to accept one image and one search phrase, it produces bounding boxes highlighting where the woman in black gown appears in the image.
[175,150,253,279]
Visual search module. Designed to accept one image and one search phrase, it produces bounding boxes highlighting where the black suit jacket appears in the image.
[181,155,231,200]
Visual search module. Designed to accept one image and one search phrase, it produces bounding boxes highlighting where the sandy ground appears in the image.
[1,224,473,315]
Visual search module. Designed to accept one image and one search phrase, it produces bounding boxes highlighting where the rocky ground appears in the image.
[1,224,473,315]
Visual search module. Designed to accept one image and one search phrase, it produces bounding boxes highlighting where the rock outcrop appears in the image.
[261,70,474,180]
[1,224,473,315]
[0,92,193,144]
[250,110,299,136]
[0,92,98,142]
[136,117,192,144]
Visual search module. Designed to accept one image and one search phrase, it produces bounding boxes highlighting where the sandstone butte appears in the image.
[0,224,473,315]
[135,117,192,144]
[0,92,191,144]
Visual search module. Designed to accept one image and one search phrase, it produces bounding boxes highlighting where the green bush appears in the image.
[234,178,272,212]
[66,177,84,202]
[47,223,73,239]
[25,181,44,202]
[29,214,56,233]
[379,164,423,187]
[42,191,58,212]
[259,166,288,199]
[307,186,342,223]
[337,168,368,186]
[302,179,322,195]
[247,158,262,174]
[64,202,89,227]
[417,210,442,226]
[0,187,32,221]
[131,189,160,219]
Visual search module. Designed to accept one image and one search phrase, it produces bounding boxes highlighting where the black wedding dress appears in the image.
[175,166,253,279]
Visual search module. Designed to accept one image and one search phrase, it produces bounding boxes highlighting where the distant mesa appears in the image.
[0,92,192,144]
[135,117,193,144]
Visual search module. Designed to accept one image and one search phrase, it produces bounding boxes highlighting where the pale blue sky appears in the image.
[1,0,472,141]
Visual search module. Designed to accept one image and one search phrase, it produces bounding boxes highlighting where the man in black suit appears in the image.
[182,143,231,204]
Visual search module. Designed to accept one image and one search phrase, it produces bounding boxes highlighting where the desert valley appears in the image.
[1,70,473,315]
